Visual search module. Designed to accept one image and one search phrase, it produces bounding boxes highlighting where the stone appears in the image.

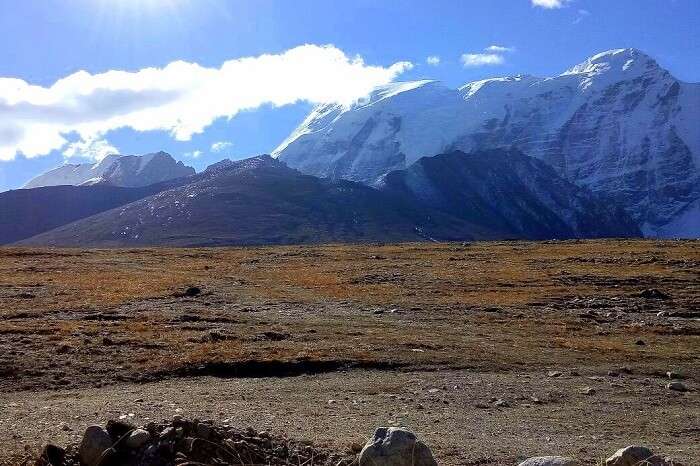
[125,429,150,449]
[350,442,364,453]
[359,427,437,466]
[518,456,578,466]
[106,419,135,440]
[39,444,66,465]
[160,426,176,440]
[637,289,670,300]
[195,422,214,439]
[605,445,666,466]
[79,425,114,466]
[547,371,562,378]
[666,381,688,392]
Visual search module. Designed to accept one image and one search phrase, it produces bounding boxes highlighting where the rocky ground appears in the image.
[0,240,698,465]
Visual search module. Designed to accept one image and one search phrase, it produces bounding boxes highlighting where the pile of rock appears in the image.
[36,418,356,466]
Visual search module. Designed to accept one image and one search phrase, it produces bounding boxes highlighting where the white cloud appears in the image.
[183,150,203,159]
[461,53,505,68]
[62,137,119,161]
[531,0,570,8]
[573,9,591,23]
[210,141,233,153]
[0,44,412,161]
[426,56,441,66]
[485,45,515,53]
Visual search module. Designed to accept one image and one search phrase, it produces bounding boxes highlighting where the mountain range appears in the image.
[2,48,696,246]
[23,151,195,189]
[274,48,699,238]
[13,151,637,247]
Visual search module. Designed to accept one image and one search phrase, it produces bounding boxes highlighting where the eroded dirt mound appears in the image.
[36,418,357,466]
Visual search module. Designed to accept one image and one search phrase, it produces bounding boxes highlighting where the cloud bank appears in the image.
[0,44,412,161]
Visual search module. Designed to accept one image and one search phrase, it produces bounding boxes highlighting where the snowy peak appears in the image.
[359,80,440,106]
[563,48,661,77]
[23,152,195,189]
[97,152,195,188]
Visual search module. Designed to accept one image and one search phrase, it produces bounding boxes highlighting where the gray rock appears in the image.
[605,446,667,466]
[160,426,176,440]
[518,457,578,466]
[79,425,114,466]
[125,429,150,449]
[195,422,214,439]
[359,427,436,466]
[666,381,689,392]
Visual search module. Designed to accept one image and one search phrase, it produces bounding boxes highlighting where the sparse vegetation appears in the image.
[0,240,697,464]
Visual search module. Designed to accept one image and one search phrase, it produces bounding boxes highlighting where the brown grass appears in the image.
[0,239,698,390]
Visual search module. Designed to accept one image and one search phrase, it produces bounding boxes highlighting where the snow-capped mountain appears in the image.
[23,151,195,189]
[23,154,122,189]
[274,49,700,238]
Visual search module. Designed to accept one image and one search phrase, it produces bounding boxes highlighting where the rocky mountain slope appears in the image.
[380,149,640,239]
[0,180,189,244]
[17,152,638,247]
[17,156,476,247]
[22,151,195,189]
[273,49,699,238]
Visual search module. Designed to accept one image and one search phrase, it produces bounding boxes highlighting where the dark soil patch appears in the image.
[144,359,405,382]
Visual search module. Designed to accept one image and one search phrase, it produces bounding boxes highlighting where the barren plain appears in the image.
[0,240,698,465]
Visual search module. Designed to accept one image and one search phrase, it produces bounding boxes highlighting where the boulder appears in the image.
[359,427,436,466]
[518,457,578,466]
[605,446,667,466]
[125,428,150,449]
[79,425,114,466]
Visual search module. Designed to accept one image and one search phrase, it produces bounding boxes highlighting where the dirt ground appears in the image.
[0,240,698,465]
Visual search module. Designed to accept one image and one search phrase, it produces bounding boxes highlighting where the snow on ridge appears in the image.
[561,48,659,77]
[274,48,698,238]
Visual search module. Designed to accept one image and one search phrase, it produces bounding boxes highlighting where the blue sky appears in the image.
[0,0,698,191]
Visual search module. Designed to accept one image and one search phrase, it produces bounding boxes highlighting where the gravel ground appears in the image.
[1,368,697,465]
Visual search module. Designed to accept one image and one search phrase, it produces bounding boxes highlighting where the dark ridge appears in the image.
[0,175,193,244]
